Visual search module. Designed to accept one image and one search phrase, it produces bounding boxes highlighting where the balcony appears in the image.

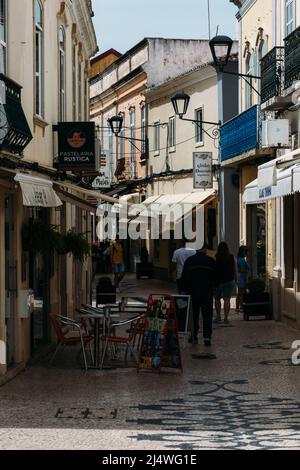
[284,26,300,91]
[220,105,263,164]
[260,47,289,110]
[0,74,33,154]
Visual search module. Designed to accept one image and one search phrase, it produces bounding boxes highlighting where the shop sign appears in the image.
[57,122,95,170]
[92,151,111,189]
[193,152,213,189]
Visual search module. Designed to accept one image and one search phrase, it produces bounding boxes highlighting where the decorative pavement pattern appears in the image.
[128,379,300,450]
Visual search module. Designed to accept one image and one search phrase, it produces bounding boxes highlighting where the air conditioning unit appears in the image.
[262,119,290,148]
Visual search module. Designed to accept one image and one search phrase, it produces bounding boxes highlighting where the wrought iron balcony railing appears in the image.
[0,74,33,154]
[284,25,300,90]
[220,105,263,162]
[261,47,285,103]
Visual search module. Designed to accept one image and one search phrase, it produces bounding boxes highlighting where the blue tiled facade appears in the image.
[220,105,262,162]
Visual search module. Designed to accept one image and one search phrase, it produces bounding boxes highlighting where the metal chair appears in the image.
[50,314,94,370]
[100,314,146,369]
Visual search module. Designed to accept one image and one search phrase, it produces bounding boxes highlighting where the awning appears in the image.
[53,181,117,204]
[243,162,300,204]
[130,190,217,223]
[14,173,62,208]
[165,190,216,224]
[55,188,97,213]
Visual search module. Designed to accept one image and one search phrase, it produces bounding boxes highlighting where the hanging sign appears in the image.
[57,122,95,170]
[92,151,111,189]
[193,152,213,189]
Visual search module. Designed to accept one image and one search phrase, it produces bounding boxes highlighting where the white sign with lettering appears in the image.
[93,151,111,189]
[193,152,213,189]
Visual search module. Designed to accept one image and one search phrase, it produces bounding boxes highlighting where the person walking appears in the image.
[214,242,236,324]
[181,242,216,346]
[172,239,196,293]
[110,237,125,292]
[236,245,250,312]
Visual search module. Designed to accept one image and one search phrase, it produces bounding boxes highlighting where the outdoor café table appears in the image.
[79,306,120,369]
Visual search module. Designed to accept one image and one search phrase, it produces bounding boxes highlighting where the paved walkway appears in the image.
[1,275,300,450]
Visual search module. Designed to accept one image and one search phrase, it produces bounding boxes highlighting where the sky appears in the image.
[92,0,238,56]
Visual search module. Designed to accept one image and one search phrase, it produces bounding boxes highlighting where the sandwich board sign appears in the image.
[138,294,182,372]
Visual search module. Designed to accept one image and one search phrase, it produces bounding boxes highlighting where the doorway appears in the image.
[247,203,267,279]
[5,194,16,367]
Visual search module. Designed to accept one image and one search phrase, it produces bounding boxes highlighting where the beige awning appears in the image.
[14,173,62,208]
[53,181,118,204]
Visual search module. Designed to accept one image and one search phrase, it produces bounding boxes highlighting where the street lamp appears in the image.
[209,34,261,96]
[171,92,221,128]
[171,93,190,118]
[108,115,123,136]
[209,35,233,71]
[108,114,149,161]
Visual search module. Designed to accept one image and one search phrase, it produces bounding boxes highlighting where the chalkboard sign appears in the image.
[172,295,191,333]
[138,295,182,372]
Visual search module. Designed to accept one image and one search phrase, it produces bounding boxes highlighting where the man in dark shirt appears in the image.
[181,243,216,346]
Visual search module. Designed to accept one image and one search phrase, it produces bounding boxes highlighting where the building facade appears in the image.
[227,0,300,329]
[0,0,98,379]
[221,0,275,285]
[145,52,238,280]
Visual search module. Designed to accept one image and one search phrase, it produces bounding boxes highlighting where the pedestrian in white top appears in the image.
[172,240,196,293]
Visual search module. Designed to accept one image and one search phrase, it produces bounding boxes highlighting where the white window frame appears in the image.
[141,106,146,154]
[245,53,253,109]
[153,121,160,156]
[195,108,204,146]
[59,26,66,121]
[0,0,6,75]
[35,0,44,117]
[130,109,136,178]
[78,59,82,121]
[168,116,176,151]
[286,0,295,37]
[119,114,125,159]
[72,43,77,120]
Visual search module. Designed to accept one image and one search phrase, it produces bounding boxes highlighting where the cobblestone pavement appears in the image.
[1,276,300,450]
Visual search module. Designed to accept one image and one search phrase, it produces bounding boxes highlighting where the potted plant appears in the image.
[243,278,271,320]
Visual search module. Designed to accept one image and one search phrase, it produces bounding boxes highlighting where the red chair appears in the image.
[100,314,146,369]
[50,314,93,370]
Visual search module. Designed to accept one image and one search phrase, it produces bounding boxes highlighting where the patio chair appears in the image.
[100,314,146,369]
[50,314,94,370]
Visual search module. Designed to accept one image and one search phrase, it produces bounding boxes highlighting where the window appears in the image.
[59,26,65,120]
[130,109,136,178]
[141,106,146,154]
[72,44,77,120]
[245,53,253,109]
[195,109,203,144]
[168,116,176,149]
[153,122,160,154]
[84,71,88,120]
[35,0,44,116]
[286,0,295,36]
[119,115,125,159]
[78,60,82,120]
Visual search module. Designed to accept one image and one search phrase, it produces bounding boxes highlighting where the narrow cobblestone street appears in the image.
[0,275,300,450]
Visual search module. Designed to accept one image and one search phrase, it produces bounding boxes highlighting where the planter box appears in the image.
[243,292,271,320]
